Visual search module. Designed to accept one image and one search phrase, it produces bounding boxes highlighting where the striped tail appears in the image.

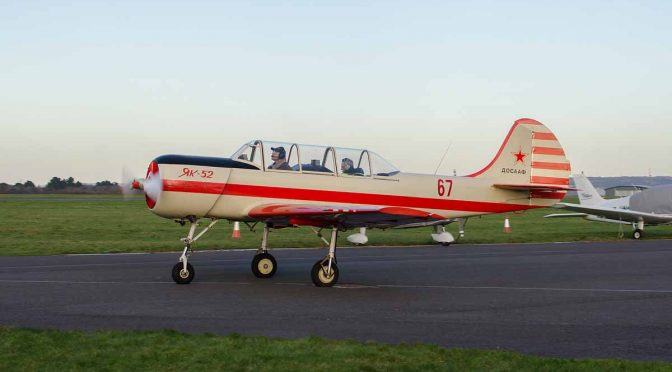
[468,118,571,201]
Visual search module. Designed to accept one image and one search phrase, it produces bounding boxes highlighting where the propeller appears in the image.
[120,161,163,208]
[118,159,163,211]
[120,167,144,200]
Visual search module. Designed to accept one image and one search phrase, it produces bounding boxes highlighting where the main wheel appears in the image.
[251,252,277,278]
[632,229,644,240]
[311,260,339,287]
[172,262,195,284]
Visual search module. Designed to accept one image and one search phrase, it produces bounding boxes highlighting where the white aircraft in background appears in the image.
[545,174,672,239]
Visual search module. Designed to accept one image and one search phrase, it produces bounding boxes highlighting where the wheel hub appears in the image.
[318,266,334,282]
[258,258,274,275]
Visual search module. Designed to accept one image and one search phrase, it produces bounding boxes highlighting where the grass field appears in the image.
[1,194,671,256]
[1,327,670,371]
[2,195,672,369]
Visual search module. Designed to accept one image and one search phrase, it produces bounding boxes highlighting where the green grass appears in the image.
[1,194,670,256]
[1,327,669,371]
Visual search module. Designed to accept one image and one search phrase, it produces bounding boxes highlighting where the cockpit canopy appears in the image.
[231,140,400,177]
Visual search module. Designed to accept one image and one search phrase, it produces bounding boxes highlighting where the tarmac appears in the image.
[1,240,672,361]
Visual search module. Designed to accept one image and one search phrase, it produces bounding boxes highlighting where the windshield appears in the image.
[369,151,400,176]
[231,141,262,169]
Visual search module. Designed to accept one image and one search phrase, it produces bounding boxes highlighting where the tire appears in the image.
[251,253,277,278]
[311,260,339,287]
[632,229,643,240]
[172,262,195,284]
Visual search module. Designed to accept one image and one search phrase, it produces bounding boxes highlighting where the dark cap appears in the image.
[271,146,286,159]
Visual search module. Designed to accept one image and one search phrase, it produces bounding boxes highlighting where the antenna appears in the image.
[433,143,452,176]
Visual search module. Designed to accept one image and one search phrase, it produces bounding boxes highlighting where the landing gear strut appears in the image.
[311,227,340,287]
[632,221,645,240]
[171,218,218,284]
[251,225,277,278]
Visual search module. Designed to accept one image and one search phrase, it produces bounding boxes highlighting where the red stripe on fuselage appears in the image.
[161,180,559,213]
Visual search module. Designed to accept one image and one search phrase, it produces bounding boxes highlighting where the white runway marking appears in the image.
[376,284,672,294]
[2,279,671,294]
[0,279,250,285]
[1,247,665,272]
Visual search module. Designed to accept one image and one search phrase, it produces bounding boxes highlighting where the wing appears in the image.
[248,203,445,228]
[553,203,672,225]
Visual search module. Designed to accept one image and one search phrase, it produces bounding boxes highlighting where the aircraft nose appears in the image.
[143,160,163,209]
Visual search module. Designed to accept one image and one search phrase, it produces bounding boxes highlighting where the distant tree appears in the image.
[14,182,23,187]
[47,177,67,190]
[23,180,36,188]
[96,180,116,186]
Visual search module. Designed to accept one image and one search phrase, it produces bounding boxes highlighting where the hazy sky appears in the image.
[2,0,671,185]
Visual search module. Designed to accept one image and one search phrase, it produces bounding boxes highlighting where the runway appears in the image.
[1,240,672,361]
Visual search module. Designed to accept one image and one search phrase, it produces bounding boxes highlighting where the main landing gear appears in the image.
[251,225,277,278]
[632,221,645,240]
[310,227,340,287]
[250,224,341,287]
[170,218,342,287]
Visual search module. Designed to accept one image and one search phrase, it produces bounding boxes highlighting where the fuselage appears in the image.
[147,155,563,222]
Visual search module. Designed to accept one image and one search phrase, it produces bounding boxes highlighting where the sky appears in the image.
[2,0,671,185]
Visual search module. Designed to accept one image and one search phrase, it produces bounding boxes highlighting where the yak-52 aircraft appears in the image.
[131,118,571,287]
[545,174,672,239]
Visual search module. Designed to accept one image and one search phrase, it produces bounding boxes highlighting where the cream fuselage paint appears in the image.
[147,118,569,223]
[150,165,550,221]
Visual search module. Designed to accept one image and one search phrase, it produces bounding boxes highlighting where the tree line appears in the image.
[0,177,122,194]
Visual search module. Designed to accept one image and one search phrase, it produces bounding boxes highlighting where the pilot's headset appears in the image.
[272,147,287,160]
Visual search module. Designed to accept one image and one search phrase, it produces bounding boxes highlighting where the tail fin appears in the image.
[467,118,571,190]
[572,174,605,205]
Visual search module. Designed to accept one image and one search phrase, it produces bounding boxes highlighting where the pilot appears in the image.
[268,147,292,170]
[341,158,363,175]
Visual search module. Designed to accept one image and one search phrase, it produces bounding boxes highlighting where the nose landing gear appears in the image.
[171,218,218,284]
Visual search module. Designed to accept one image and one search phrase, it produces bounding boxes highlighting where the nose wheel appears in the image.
[172,262,195,284]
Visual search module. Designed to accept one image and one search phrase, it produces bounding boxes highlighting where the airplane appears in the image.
[544,174,672,239]
[131,118,571,287]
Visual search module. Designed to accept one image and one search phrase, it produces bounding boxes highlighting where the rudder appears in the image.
[467,118,571,189]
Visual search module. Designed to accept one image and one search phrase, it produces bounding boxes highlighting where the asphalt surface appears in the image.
[2,240,672,361]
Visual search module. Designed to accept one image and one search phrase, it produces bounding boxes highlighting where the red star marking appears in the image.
[512,147,527,163]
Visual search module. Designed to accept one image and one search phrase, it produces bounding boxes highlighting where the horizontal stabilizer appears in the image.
[494,184,576,192]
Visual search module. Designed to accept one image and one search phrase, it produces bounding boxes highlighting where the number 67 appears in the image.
[437,179,453,197]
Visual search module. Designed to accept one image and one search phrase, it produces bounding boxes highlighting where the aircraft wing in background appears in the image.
[552,203,672,225]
